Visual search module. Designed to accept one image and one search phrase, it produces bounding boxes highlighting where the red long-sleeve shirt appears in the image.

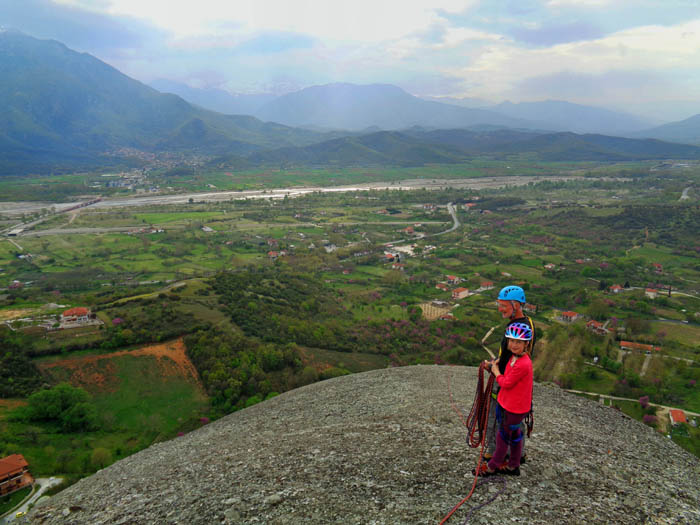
[496,353,533,414]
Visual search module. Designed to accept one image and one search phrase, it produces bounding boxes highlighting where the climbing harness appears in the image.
[440,361,501,524]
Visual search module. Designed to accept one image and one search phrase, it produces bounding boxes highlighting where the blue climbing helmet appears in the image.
[505,322,533,341]
[498,285,526,304]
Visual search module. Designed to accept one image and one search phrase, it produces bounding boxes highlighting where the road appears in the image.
[438,203,461,235]
[4,238,24,252]
[680,186,691,200]
[0,477,63,523]
[565,389,700,417]
[384,202,460,246]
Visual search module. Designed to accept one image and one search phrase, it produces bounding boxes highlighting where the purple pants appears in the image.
[488,409,526,470]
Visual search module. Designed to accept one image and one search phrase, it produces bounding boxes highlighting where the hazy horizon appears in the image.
[1,0,700,122]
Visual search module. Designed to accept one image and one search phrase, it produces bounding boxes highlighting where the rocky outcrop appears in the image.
[26,365,700,524]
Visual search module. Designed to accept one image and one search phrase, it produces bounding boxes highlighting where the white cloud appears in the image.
[55,0,477,42]
[433,27,503,49]
[455,18,700,99]
[546,0,616,6]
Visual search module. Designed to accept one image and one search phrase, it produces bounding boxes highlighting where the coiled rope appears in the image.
[440,362,502,524]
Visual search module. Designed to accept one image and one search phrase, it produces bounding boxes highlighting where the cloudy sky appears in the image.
[2,0,699,121]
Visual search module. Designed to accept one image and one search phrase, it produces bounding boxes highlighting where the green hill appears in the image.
[0,31,327,174]
[230,128,700,168]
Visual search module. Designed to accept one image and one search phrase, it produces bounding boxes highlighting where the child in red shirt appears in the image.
[475,322,533,476]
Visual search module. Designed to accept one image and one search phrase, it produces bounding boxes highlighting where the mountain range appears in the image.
[235,128,700,168]
[3,31,700,175]
[153,81,662,137]
[0,31,328,173]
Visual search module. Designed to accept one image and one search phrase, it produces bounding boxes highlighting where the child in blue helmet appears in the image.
[474,321,534,476]
[483,285,535,464]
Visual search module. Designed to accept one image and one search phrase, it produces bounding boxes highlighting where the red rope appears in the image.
[440,362,496,525]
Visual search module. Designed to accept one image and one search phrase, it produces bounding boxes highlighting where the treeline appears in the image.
[10,383,99,432]
[185,327,319,414]
[212,268,353,350]
[0,328,44,397]
[211,268,485,361]
[97,297,208,350]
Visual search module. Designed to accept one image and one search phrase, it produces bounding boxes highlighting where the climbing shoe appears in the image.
[499,466,520,476]
[471,463,497,477]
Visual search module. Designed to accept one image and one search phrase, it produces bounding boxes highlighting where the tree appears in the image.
[23,383,99,432]
[586,299,610,321]
[91,448,112,469]
[61,402,99,432]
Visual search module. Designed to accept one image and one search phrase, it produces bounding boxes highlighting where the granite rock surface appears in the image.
[25,365,700,524]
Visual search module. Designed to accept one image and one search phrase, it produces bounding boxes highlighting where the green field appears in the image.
[1,342,209,477]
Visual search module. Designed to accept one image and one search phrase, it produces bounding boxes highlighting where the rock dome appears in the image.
[26,365,700,524]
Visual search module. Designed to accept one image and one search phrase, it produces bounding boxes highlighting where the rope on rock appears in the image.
[440,362,500,525]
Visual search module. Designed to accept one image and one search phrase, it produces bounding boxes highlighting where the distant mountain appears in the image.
[488,100,655,136]
[420,95,491,109]
[0,32,327,174]
[150,79,276,116]
[224,128,700,168]
[253,83,541,131]
[631,114,700,145]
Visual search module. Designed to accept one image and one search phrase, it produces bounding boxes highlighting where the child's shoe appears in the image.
[471,463,497,477]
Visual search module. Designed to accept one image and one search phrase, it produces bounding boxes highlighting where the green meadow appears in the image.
[2,344,209,477]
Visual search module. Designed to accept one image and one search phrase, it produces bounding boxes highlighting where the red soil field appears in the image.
[37,338,204,394]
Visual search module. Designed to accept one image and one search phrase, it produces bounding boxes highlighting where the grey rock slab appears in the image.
[24,365,700,524]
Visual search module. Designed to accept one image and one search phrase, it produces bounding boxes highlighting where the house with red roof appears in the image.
[446,275,460,285]
[669,410,687,426]
[61,307,91,323]
[620,341,660,353]
[645,288,658,299]
[610,284,623,293]
[435,283,449,291]
[586,320,608,336]
[523,303,538,314]
[560,311,579,323]
[652,263,663,273]
[0,454,33,496]
[480,281,494,290]
[391,263,405,271]
[452,287,469,300]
